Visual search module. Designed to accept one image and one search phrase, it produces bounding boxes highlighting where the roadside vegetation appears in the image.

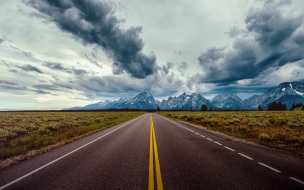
[0,112,144,160]
[159,111,304,156]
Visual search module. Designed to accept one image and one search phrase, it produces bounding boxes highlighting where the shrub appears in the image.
[259,133,273,141]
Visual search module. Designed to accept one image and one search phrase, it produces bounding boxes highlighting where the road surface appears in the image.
[0,113,303,189]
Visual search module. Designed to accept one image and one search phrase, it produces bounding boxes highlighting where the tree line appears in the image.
[257,101,304,111]
[291,102,303,110]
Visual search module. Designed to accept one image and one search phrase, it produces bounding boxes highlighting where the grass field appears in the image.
[0,111,144,160]
[159,111,304,156]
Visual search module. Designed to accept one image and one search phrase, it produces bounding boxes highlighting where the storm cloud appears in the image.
[0,80,28,91]
[195,0,304,85]
[44,62,69,72]
[25,0,157,78]
[80,53,102,68]
[162,62,173,75]
[18,64,43,74]
[44,62,89,76]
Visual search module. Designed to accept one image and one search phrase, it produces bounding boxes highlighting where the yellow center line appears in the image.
[149,114,164,190]
[149,115,154,190]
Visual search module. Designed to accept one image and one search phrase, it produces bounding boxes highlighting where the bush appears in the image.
[259,133,273,141]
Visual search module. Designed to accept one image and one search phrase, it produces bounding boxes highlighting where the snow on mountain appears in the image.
[244,82,304,110]
[211,94,247,110]
[64,92,158,110]
[159,93,213,110]
[64,82,304,111]
[73,100,112,110]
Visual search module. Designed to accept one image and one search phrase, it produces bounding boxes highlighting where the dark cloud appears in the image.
[0,38,4,44]
[80,53,102,68]
[197,47,225,68]
[10,45,39,61]
[291,69,300,78]
[44,62,89,76]
[48,72,182,100]
[32,84,59,91]
[44,62,70,72]
[0,80,18,86]
[35,89,51,94]
[18,64,43,73]
[3,60,43,74]
[8,69,18,73]
[73,69,88,76]
[162,62,173,74]
[2,60,11,68]
[292,27,304,46]
[0,85,28,91]
[177,62,189,73]
[225,26,246,38]
[206,85,272,98]
[25,0,157,79]
[0,80,28,91]
[194,1,304,85]
[245,2,301,49]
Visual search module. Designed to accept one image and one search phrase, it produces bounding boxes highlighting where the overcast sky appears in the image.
[1,0,304,110]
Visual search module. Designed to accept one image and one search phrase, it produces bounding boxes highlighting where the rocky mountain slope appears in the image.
[158,93,214,110]
[211,94,247,110]
[64,82,304,110]
[244,82,304,110]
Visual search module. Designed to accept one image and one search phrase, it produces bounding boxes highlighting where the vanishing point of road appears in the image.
[0,113,303,189]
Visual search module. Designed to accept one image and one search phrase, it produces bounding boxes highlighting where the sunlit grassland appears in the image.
[0,112,144,160]
[159,111,304,156]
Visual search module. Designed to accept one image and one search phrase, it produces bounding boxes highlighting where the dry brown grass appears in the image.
[159,111,304,156]
[0,111,144,160]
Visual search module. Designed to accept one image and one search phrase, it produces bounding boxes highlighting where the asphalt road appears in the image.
[0,113,303,190]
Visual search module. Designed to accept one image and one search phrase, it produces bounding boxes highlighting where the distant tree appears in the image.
[201,104,207,111]
[267,101,287,111]
[157,107,160,111]
[292,102,303,110]
[302,106,304,111]
[126,107,129,110]
[258,105,263,111]
[291,103,296,110]
[210,107,213,111]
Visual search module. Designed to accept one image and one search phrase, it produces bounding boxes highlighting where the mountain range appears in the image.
[64,82,304,111]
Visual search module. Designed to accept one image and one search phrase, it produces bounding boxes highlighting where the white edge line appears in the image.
[0,114,144,190]
[290,177,304,185]
[214,141,222,145]
[238,153,253,160]
[206,138,213,141]
[224,146,235,151]
[258,162,281,173]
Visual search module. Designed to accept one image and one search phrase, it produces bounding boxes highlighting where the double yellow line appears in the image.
[149,114,164,190]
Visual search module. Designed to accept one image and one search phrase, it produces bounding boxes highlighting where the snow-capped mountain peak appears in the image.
[158,92,213,110]
[64,82,304,111]
[211,93,246,110]
[244,82,304,110]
